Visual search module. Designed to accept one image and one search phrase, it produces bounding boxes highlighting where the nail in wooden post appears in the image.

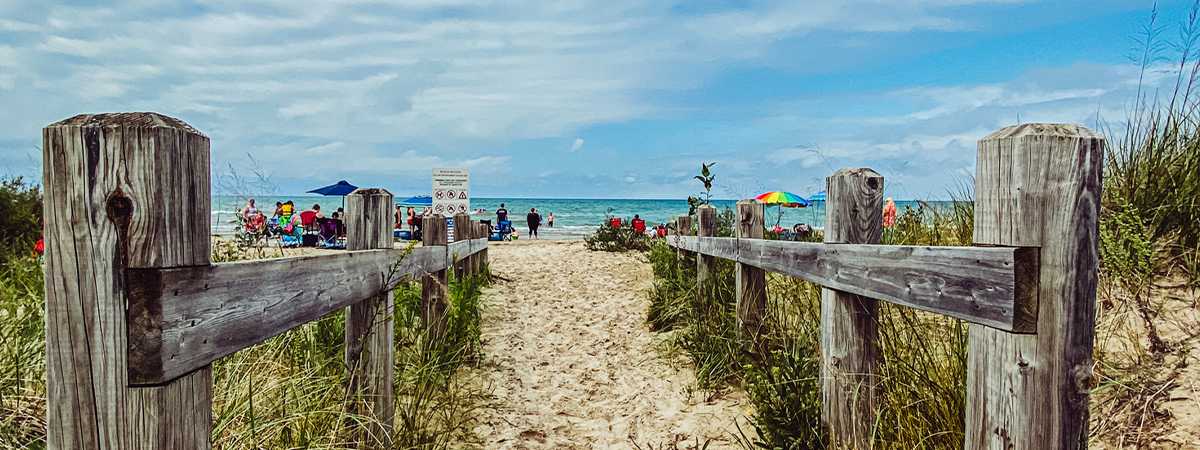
[965,124,1102,450]
[345,188,395,449]
[736,199,767,343]
[453,212,470,278]
[695,205,717,301]
[820,168,883,449]
[422,215,450,343]
[44,113,212,449]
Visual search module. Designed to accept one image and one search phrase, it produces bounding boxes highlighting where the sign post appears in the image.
[432,168,470,239]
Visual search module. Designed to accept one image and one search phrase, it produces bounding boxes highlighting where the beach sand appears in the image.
[471,240,750,449]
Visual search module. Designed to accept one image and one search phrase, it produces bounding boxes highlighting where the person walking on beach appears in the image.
[527,207,541,239]
[497,203,509,223]
[406,206,416,233]
[548,213,554,227]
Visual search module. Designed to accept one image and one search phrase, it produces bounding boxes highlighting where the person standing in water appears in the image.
[548,213,554,227]
[406,206,416,233]
[527,207,541,239]
[496,203,508,223]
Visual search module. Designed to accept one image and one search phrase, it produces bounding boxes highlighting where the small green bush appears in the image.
[0,177,42,268]
[585,217,652,252]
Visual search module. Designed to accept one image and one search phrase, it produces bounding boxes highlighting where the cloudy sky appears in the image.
[0,0,1191,199]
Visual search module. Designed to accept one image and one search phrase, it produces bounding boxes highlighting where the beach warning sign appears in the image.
[432,168,469,218]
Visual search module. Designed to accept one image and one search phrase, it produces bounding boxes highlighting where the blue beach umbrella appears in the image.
[307,180,358,196]
[805,191,826,225]
[307,180,359,210]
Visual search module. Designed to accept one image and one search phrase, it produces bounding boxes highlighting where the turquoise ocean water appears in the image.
[213,196,939,240]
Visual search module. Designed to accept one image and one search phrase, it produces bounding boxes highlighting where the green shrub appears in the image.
[0,178,42,268]
[1099,197,1156,289]
[585,217,652,252]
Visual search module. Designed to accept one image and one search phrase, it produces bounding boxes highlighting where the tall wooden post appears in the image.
[422,215,450,342]
[696,205,717,294]
[345,188,395,449]
[43,113,213,449]
[453,212,470,278]
[820,168,883,449]
[736,200,767,342]
[965,124,1102,450]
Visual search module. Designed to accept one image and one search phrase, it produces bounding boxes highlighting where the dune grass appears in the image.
[647,199,974,450]
[0,229,491,449]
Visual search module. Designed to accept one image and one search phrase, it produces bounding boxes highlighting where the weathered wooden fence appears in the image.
[668,123,1101,450]
[42,113,489,449]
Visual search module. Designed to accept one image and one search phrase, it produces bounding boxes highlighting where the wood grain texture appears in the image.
[452,213,470,278]
[345,189,395,449]
[43,113,212,450]
[696,205,717,294]
[965,123,1102,450]
[675,215,692,261]
[666,237,1037,332]
[123,241,485,384]
[735,200,767,341]
[821,168,883,450]
[422,215,450,342]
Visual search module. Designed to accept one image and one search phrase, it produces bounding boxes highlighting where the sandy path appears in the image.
[472,240,749,449]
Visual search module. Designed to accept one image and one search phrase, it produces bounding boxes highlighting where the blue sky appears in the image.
[0,0,1192,199]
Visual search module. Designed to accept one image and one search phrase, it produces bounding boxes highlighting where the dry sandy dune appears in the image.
[471,240,750,449]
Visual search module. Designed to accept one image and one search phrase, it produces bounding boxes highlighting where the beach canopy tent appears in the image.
[809,191,826,201]
[307,180,358,210]
[400,196,433,205]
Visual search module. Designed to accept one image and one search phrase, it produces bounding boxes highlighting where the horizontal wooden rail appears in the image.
[667,235,1038,332]
[126,238,487,385]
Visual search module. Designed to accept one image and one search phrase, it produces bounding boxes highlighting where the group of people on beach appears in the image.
[495,203,553,239]
[241,198,345,242]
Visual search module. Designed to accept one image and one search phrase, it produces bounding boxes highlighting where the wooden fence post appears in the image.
[43,113,212,449]
[696,205,717,294]
[736,199,767,343]
[345,188,395,449]
[422,215,450,342]
[676,214,692,261]
[470,220,484,271]
[820,168,883,449]
[965,124,1102,450]
[453,212,470,278]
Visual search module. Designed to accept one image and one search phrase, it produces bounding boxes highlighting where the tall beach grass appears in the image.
[0,219,491,448]
[645,198,976,450]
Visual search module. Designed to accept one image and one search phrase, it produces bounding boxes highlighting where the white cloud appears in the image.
[0,0,1165,198]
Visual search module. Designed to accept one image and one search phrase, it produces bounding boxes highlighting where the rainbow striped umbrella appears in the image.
[755,191,809,207]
